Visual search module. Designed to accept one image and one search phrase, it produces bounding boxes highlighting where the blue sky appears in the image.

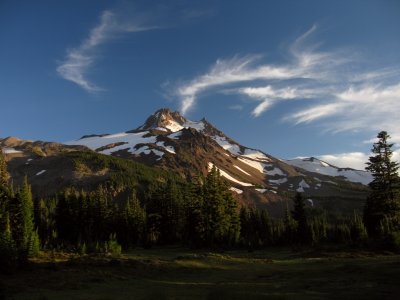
[1,0,400,169]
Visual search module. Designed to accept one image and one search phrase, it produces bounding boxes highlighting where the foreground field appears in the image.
[1,247,400,300]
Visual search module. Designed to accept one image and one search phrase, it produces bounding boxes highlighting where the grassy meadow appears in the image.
[1,247,400,300]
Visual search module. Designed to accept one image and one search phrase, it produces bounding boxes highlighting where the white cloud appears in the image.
[177,55,298,113]
[287,83,400,142]
[173,24,400,142]
[317,149,400,170]
[238,86,314,116]
[317,152,370,170]
[175,24,350,114]
[57,10,155,92]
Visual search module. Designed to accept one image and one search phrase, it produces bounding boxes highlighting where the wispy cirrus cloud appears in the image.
[176,55,298,114]
[287,83,400,142]
[57,10,156,92]
[174,24,349,115]
[173,24,400,143]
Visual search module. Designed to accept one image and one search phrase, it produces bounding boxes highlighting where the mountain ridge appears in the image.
[1,108,370,215]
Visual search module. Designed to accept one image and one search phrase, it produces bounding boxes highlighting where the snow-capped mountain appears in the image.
[66,108,294,189]
[285,157,372,185]
[62,109,369,209]
[2,108,370,215]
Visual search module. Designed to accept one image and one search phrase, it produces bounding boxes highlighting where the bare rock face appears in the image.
[132,108,188,132]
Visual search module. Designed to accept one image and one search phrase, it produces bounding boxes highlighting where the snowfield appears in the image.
[285,157,372,185]
[211,135,241,155]
[208,163,253,186]
[2,148,22,154]
[66,131,157,155]
[238,157,266,173]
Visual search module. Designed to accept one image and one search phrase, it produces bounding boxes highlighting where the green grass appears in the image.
[1,247,400,300]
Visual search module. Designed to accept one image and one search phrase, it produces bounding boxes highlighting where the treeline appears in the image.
[34,166,240,251]
[0,161,39,270]
[1,131,400,272]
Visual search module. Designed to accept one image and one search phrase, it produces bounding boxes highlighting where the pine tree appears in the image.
[0,149,18,271]
[0,149,10,232]
[183,180,206,247]
[121,192,145,247]
[292,192,309,244]
[203,166,230,245]
[364,131,400,235]
[349,212,368,244]
[0,149,10,189]
[283,205,297,245]
[10,176,39,259]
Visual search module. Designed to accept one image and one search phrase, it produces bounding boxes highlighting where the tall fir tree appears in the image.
[183,179,206,247]
[0,149,18,271]
[203,166,230,245]
[0,149,10,232]
[292,192,309,244]
[10,176,40,258]
[364,131,400,235]
[121,191,145,247]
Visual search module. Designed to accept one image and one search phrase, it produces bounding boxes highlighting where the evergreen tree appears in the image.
[203,166,235,245]
[10,176,40,258]
[120,192,145,247]
[259,210,272,246]
[0,149,18,271]
[364,131,400,235]
[292,192,309,244]
[349,212,368,244]
[183,180,206,247]
[0,149,10,189]
[283,205,297,245]
[0,149,10,232]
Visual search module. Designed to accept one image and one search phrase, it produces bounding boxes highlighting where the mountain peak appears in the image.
[135,108,188,132]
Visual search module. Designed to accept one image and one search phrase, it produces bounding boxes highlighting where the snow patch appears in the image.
[36,170,46,176]
[234,165,251,176]
[211,135,241,155]
[238,157,265,173]
[286,158,372,185]
[2,148,22,154]
[296,179,310,193]
[269,178,288,185]
[208,163,253,186]
[265,165,285,176]
[299,179,310,189]
[66,131,157,155]
[132,146,164,160]
[168,131,182,139]
[229,187,243,194]
[255,188,277,194]
[183,120,205,131]
[242,149,271,161]
[156,141,176,154]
